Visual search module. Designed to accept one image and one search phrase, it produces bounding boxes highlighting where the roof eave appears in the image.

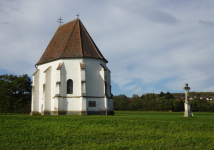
[36,57,108,66]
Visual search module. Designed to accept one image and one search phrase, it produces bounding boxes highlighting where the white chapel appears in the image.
[31,18,114,115]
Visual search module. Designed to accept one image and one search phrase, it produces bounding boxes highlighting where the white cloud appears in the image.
[0,0,214,97]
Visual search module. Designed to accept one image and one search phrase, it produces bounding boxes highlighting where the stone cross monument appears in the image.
[183,83,193,117]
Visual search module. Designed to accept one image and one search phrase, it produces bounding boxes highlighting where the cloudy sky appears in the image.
[1,0,214,97]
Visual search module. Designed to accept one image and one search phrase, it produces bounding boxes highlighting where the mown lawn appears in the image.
[1,111,214,150]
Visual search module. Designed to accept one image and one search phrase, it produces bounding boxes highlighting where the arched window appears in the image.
[67,79,73,94]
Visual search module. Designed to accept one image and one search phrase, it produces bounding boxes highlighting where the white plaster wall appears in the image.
[81,83,86,95]
[81,69,85,81]
[108,99,113,111]
[45,68,52,111]
[35,58,113,113]
[83,58,106,97]
[42,86,45,112]
[80,69,86,95]
[53,98,59,111]
[55,84,60,95]
[87,98,106,111]
[60,67,64,99]
[65,98,81,111]
[106,69,111,97]
[37,60,62,113]
[32,70,40,112]
[56,70,60,82]
[80,97,87,111]
[61,58,83,97]
[58,97,63,111]
[37,59,83,112]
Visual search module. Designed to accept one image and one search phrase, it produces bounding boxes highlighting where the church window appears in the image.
[67,79,73,94]
[89,101,96,107]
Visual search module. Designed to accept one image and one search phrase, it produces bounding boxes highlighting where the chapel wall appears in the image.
[37,60,62,112]
[36,58,113,113]
[58,97,63,111]
[108,99,113,111]
[106,69,111,97]
[84,58,106,97]
[45,67,51,111]
[33,70,40,112]
[62,58,82,97]
[50,60,62,111]
[87,98,106,111]
[64,98,81,111]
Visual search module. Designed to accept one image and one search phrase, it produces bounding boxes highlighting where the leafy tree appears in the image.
[173,100,179,111]
[113,92,213,112]
[164,92,175,100]
[113,95,130,111]
[159,91,164,98]
[129,94,141,110]
[178,99,184,111]
[0,74,32,113]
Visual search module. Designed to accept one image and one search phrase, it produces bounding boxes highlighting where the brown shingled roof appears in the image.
[36,18,108,65]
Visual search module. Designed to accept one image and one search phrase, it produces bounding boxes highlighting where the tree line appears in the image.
[171,92,214,99]
[113,92,214,112]
[0,74,31,113]
[0,74,213,113]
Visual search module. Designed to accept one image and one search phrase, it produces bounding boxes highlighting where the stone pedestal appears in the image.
[183,83,193,117]
[184,102,193,117]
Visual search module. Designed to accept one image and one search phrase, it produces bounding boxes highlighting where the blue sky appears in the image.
[0,0,214,97]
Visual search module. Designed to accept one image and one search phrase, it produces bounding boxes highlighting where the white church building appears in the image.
[31,18,114,115]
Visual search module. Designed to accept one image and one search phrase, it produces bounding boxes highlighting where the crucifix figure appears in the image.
[183,83,193,117]
[57,17,63,26]
[76,13,79,18]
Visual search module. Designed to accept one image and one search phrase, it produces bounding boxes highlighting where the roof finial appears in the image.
[57,17,63,26]
[76,13,79,18]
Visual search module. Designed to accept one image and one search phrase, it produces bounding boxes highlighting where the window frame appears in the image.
[89,101,96,107]
[67,79,73,94]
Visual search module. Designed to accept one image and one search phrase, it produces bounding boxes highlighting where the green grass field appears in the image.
[1,111,214,150]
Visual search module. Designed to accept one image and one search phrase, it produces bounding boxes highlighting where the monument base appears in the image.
[184,102,193,117]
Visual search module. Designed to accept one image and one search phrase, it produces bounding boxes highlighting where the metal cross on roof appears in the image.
[57,17,63,26]
[76,13,79,18]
